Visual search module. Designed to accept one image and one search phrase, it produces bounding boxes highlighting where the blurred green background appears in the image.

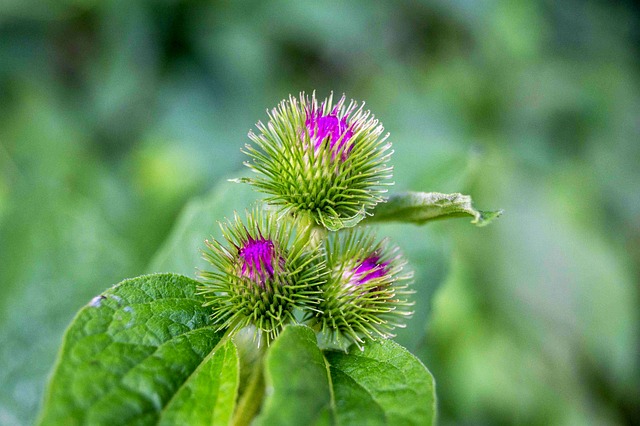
[1,1,639,425]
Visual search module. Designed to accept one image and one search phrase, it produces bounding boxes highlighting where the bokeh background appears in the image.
[1,1,639,425]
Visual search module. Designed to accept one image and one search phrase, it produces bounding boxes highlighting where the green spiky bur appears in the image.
[241,93,393,231]
[198,208,325,343]
[311,228,414,350]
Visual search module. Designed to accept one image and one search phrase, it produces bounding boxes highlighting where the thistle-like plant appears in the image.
[198,208,325,343]
[38,91,500,426]
[241,92,393,231]
[312,229,414,349]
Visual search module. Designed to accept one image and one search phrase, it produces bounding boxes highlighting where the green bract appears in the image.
[312,229,414,350]
[198,209,325,343]
[241,92,393,231]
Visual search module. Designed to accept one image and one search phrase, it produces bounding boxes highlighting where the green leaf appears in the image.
[256,325,436,426]
[37,273,239,426]
[158,339,238,426]
[254,325,333,426]
[325,338,437,426]
[367,191,502,227]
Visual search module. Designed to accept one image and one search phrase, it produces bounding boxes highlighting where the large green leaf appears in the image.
[325,339,437,426]
[254,326,333,426]
[256,325,436,426]
[37,274,238,426]
[367,191,502,227]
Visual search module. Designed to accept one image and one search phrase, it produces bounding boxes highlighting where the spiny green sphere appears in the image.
[198,209,324,343]
[242,92,393,231]
[315,229,414,350]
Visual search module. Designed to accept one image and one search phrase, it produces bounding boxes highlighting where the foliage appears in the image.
[367,191,502,227]
[38,274,436,425]
[38,274,235,425]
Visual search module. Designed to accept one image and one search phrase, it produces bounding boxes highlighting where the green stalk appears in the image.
[231,330,267,426]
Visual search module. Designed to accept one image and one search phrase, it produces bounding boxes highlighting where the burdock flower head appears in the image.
[241,92,393,231]
[313,229,414,350]
[198,208,324,343]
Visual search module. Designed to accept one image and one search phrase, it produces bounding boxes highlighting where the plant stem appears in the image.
[231,331,267,426]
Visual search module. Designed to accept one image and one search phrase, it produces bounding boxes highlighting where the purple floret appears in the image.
[351,255,388,286]
[305,105,354,159]
[239,237,276,285]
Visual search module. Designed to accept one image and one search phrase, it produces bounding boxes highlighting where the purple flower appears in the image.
[305,102,354,159]
[238,237,277,285]
[350,255,389,286]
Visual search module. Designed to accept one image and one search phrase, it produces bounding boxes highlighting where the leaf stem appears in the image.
[321,353,337,420]
[231,331,267,426]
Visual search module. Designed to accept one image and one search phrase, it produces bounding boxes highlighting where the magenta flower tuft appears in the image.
[238,237,277,285]
[305,101,354,159]
[351,256,389,286]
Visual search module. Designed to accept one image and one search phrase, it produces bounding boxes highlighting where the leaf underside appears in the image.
[367,191,502,227]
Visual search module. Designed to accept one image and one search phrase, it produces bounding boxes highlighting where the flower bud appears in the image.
[242,92,393,231]
[314,229,414,350]
[198,208,324,343]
